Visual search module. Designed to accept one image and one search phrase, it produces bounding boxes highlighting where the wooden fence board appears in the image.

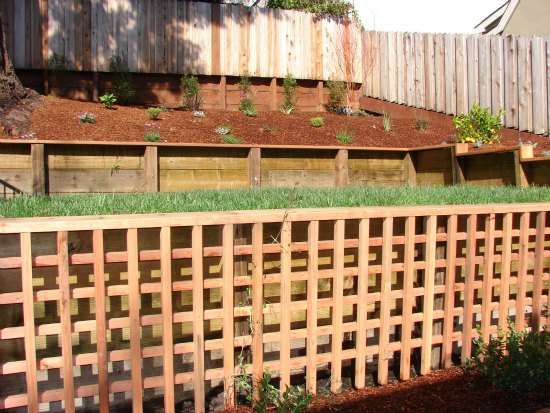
[222,223,235,408]
[192,225,205,413]
[424,33,436,111]
[504,35,519,128]
[518,36,533,132]
[481,214,495,342]
[515,212,530,331]
[466,35,479,111]
[420,215,436,375]
[478,35,491,110]
[455,35,468,115]
[434,34,445,112]
[490,36,504,115]
[442,215,457,369]
[531,37,548,134]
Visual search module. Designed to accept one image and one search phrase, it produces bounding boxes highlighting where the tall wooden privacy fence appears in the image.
[0,204,549,412]
[1,0,362,82]
[363,31,550,135]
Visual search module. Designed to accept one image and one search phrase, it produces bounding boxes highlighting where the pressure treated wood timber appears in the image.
[251,223,264,401]
[31,143,45,195]
[499,213,513,330]
[222,223,235,408]
[481,214,495,343]
[144,146,158,192]
[399,216,415,380]
[377,217,393,385]
[442,215,457,369]
[249,148,261,188]
[280,220,292,391]
[532,212,546,331]
[462,214,477,361]
[306,220,319,393]
[335,149,348,187]
[420,216,437,375]
[331,219,345,391]
[192,225,206,413]
[515,213,530,331]
[515,145,533,187]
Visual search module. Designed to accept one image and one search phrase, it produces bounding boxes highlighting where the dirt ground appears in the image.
[3,96,550,155]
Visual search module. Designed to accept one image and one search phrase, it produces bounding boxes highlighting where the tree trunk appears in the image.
[0,15,31,102]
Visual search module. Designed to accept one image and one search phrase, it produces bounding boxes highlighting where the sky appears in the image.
[354,0,506,34]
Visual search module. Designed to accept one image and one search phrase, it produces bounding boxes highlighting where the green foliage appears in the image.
[221,135,242,144]
[336,130,353,144]
[382,112,392,132]
[239,72,256,116]
[281,73,298,114]
[99,93,117,109]
[466,322,550,391]
[453,103,505,144]
[261,124,275,132]
[310,116,324,127]
[147,107,162,120]
[325,80,346,113]
[108,55,135,105]
[415,113,431,130]
[215,125,232,135]
[78,112,96,124]
[266,0,360,22]
[180,74,202,111]
[144,123,161,142]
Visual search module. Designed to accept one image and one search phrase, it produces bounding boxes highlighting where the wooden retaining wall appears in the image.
[0,204,548,412]
[1,141,548,198]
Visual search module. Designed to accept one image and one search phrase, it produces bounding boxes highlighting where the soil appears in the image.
[2,96,550,155]
[221,368,550,413]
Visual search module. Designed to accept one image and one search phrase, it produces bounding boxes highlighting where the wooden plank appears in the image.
[331,219,345,392]
[499,213,513,329]
[249,148,261,188]
[396,32,405,105]
[223,223,235,408]
[31,144,45,195]
[160,226,175,413]
[481,214,495,343]
[504,35,519,129]
[388,32,397,102]
[355,218,369,388]
[454,35,468,115]
[424,33,436,111]
[306,220,319,393]
[434,34,445,112]
[514,148,530,187]
[378,217,393,384]
[466,35,479,111]
[58,231,76,412]
[443,34,456,115]
[335,149,348,187]
[93,229,110,413]
[478,35,491,110]
[442,215,457,369]
[515,212,529,331]
[251,223,264,400]
[192,225,205,413]
[21,232,39,413]
[490,36,504,117]
[531,37,548,134]
[406,33,415,107]
[462,214,477,361]
[415,33,425,109]
[400,216,415,380]
[518,36,533,132]
[13,0,25,68]
[403,152,417,186]
[144,146,158,192]
[532,212,545,330]
[280,220,291,390]
[420,215,436,375]
[127,227,143,412]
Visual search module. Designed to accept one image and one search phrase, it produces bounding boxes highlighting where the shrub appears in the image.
[336,131,353,144]
[108,55,135,105]
[382,112,392,132]
[144,123,161,142]
[221,135,242,144]
[99,93,117,109]
[453,103,505,144]
[266,0,360,23]
[466,322,550,391]
[78,112,96,124]
[180,74,202,111]
[239,72,256,116]
[147,107,162,120]
[310,116,324,127]
[415,113,431,130]
[325,80,346,113]
[281,73,298,114]
[215,125,232,135]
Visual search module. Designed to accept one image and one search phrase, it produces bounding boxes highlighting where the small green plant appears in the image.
[325,80,346,113]
[108,54,135,105]
[78,112,96,124]
[215,125,232,135]
[239,72,256,116]
[193,110,205,118]
[221,135,242,144]
[466,322,550,391]
[261,124,274,132]
[180,74,202,111]
[336,131,353,144]
[144,123,161,142]
[99,93,117,109]
[382,112,392,132]
[147,107,162,120]
[310,116,324,127]
[415,113,431,130]
[453,103,505,145]
[281,73,298,114]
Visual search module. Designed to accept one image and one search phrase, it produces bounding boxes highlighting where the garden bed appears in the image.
[4,96,550,154]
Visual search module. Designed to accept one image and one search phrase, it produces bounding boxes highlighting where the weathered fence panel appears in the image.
[0,204,548,412]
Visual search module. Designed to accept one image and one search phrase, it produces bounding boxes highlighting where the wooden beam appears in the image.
[270,77,277,111]
[40,0,49,94]
[317,80,324,112]
[161,227,175,413]
[452,144,468,185]
[144,146,158,192]
[222,223,235,408]
[403,152,416,186]
[514,145,533,187]
[306,220,319,393]
[192,225,206,413]
[335,149,348,186]
[31,143,46,195]
[248,147,261,188]
[251,222,264,400]
[355,218,369,387]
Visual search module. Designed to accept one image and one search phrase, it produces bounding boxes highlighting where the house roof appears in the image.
[474,0,519,34]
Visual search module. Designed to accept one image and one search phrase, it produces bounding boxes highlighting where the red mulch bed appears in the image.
[221,368,550,413]
[3,96,550,155]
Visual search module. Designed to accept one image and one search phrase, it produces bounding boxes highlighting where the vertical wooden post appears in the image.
[452,143,468,185]
[40,0,49,95]
[192,226,206,413]
[378,217,393,384]
[317,80,324,112]
[144,145,158,192]
[499,213,513,330]
[420,215,436,375]
[400,216,415,380]
[335,149,348,187]
[31,143,46,195]
[515,212,529,331]
[403,152,416,186]
[462,214,477,361]
[128,228,143,413]
[331,220,345,392]
[430,216,446,370]
[248,147,261,188]
[442,215,457,369]
[223,224,235,408]
[514,145,533,187]
[306,220,319,393]
[532,212,546,331]
[270,77,277,111]
[280,220,292,391]
[354,218,369,388]
[481,214,495,343]
[93,230,110,413]
[251,223,264,401]
[21,233,39,413]
[220,76,227,110]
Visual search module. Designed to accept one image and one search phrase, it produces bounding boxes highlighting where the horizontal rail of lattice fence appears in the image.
[0,204,548,412]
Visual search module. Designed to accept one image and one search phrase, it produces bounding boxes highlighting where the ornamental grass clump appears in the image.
[453,103,504,145]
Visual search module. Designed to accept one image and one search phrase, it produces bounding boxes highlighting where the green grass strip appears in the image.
[1,185,550,218]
